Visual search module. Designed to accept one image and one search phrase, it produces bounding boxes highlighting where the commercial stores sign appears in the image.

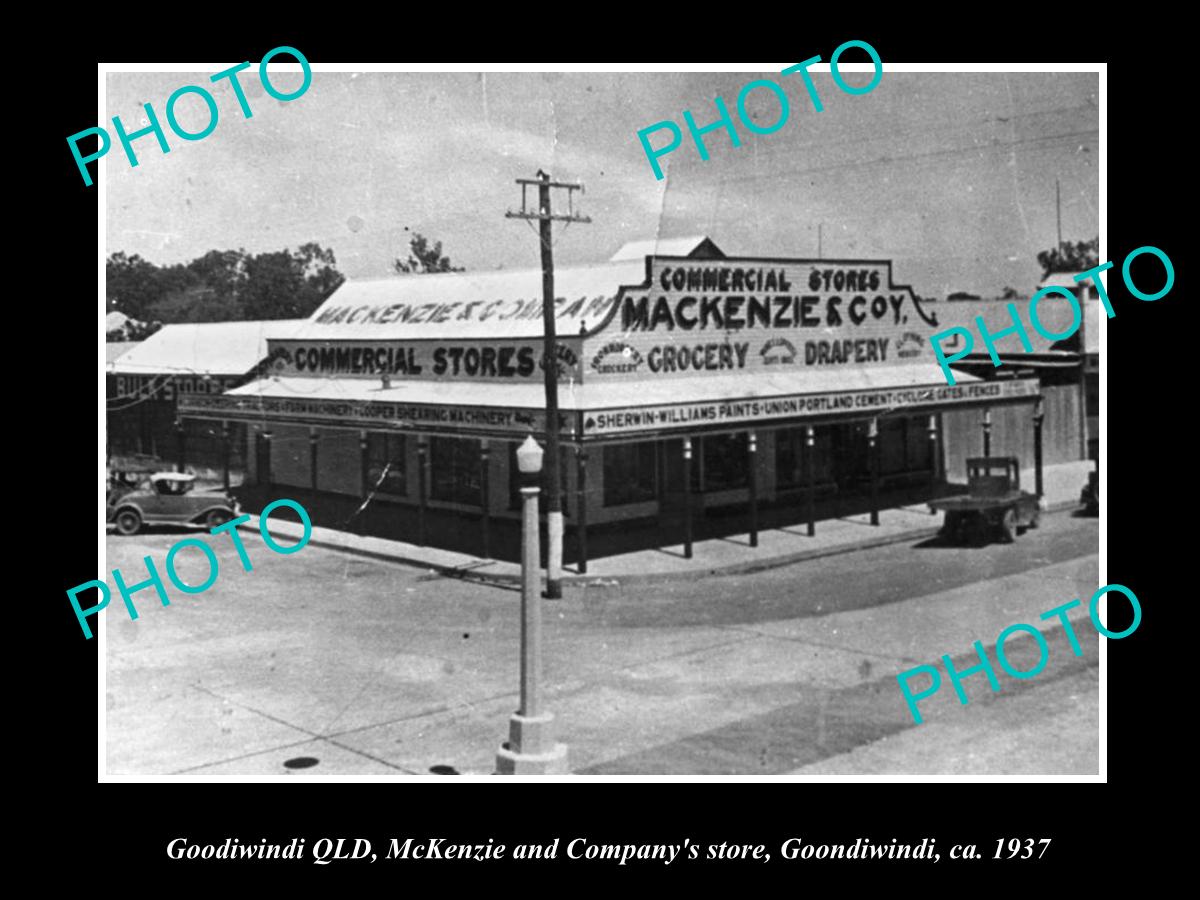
[587,258,1089,383]
[590,259,941,380]
[264,338,582,382]
[582,378,1040,437]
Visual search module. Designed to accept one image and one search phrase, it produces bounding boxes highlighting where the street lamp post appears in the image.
[495,435,569,775]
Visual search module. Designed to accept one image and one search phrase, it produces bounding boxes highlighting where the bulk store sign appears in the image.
[594,259,940,380]
[113,374,241,401]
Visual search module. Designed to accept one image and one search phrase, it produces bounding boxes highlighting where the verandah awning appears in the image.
[178,368,1040,441]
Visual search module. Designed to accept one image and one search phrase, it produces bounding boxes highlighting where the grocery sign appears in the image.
[586,258,942,381]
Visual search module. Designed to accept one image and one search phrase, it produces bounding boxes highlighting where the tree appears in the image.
[240,244,346,320]
[106,252,164,320]
[1037,237,1099,278]
[1000,286,1022,300]
[393,233,465,275]
[105,243,345,325]
[106,319,163,342]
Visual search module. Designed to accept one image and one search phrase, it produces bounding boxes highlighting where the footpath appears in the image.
[244,461,1093,587]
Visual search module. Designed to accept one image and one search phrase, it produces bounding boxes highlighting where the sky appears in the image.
[104,68,1099,299]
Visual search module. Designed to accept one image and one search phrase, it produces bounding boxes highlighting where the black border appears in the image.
[38,14,1176,883]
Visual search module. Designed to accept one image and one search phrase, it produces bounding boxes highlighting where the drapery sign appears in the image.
[584,379,1038,436]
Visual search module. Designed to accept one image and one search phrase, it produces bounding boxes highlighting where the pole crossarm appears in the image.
[515,178,585,190]
[505,211,593,223]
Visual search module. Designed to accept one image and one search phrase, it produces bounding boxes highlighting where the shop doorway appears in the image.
[657,438,688,523]
[830,422,870,493]
[255,432,272,486]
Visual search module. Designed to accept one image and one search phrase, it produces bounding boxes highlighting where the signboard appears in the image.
[582,378,1040,436]
[112,374,240,402]
[179,393,574,438]
[264,338,582,383]
[586,259,940,381]
[310,294,616,329]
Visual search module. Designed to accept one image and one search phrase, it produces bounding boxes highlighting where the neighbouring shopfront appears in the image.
[107,320,303,482]
[179,238,1075,565]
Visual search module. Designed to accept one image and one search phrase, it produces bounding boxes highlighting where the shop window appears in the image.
[508,442,570,511]
[879,417,908,476]
[603,442,657,506]
[775,427,836,489]
[366,432,407,495]
[776,430,804,489]
[906,418,933,471]
[430,436,482,506]
[876,417,932,477]
[695,433,748,493]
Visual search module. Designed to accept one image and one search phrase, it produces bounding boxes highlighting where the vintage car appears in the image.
[929,456,1041,544]
[107,455,165,504]
[106,472,240,536]
[1080,469,1099,515]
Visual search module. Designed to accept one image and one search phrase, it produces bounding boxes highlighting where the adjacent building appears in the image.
[107,320,303,480]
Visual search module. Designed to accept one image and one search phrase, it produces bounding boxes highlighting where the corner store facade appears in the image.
[179,242,1078,565]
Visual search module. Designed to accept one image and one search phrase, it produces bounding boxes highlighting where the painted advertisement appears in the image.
[585,258,941,380]
[583,378,1040,436]
[583,257,1093,383]
[265,338,583,382]
[179,393,574,438]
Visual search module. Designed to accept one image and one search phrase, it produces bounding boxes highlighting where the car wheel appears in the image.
[998,508,1017,544]
[205,509,233,529]
[115,509,142,536]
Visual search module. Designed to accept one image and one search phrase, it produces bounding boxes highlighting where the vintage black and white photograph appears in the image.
[99,63,1102,778]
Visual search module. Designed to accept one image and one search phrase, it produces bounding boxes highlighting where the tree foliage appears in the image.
[105,243,346,325]
[1037,237,1099,278]
[107,319,163,342]
[393,233,465,275]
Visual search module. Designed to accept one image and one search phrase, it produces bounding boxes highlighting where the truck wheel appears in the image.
[998,508,1017,544]
[115,509,143,536]
[940,511,960,541]
[967,515,988,546]
[205,509,233,529]
[936,513,964,542]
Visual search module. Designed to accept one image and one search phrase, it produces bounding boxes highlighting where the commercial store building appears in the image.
[180,238,1085,565]
[107,320,303,480]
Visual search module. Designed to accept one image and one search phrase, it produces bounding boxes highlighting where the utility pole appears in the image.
[1055,178,1062,246]
[817,223,823,259]
[506,170,591,599]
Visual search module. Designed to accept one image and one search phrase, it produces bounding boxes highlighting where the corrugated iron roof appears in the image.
[608,235,724,262]
[105,341,139,365]
[110,320,304,376]
[1038,273,1081,288]
[289,259,650,342]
